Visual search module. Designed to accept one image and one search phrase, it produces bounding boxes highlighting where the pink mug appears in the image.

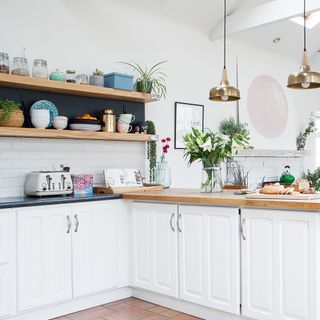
[117,122,132,133]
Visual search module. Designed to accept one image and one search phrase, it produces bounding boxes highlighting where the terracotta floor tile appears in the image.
[104,310,142,320]
[144,316,169,320]
[126,299,157,310]
[102,297,135,308]
[50,298,201,320]
[148,306,170,314]
[160,309,182,318]
[67,306,114,320]
[172,314,202,320]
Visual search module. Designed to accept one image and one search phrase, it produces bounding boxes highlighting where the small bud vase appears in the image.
[201,166,223,193]
[154,155,171,188]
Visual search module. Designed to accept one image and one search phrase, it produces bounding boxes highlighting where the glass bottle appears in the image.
[154,155,171,188]
[0,53,9,74]
[11,57,29,76]
[32,59,48,79]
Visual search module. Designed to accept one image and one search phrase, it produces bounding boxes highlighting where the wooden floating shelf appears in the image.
[0,127,156,142]
[0,74,157,103]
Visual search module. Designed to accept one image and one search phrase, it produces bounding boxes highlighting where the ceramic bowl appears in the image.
[31,116,50,129]
[53,116,68,130]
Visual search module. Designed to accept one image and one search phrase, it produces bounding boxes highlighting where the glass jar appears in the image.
[201,167,223,193]
[32,59,48,79]
[66,70,76,83]
[11,57,29,76]
[75,74,89,84]
[154,158,171,188]
[0,53,9,74]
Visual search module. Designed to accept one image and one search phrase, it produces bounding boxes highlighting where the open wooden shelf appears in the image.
[0,127,156,142]
[0,74,156,103]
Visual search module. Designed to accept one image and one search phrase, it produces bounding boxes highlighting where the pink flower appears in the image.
[166,137,171,142]
[161,139,166,143]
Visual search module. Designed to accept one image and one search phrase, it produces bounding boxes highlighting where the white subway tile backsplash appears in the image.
[0,137,146,197]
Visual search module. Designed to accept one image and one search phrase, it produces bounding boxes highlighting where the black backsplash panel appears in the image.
[0,87,145,128]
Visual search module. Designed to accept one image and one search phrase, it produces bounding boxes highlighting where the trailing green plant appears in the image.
[303,167,320,191]
[219,117,250,140]
[146,120,157,182]
[119,61,167,98]
[0,99,21,121]
[302,118,316,138]
[93,68,103,76]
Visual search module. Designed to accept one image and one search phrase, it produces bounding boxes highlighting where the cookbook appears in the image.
[104,168,143,188]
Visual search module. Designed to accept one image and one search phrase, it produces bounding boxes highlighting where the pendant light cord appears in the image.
[224,0,227,69]
[304,0,306,52]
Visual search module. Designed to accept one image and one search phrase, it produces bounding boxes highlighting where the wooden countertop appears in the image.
[122,188,320,211]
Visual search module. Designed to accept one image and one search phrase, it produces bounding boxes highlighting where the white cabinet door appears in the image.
[72,201,119,297]
[0,209,16,318]
[241,208,320,320]
[179,205,240,315]
[17,205,72,311]
[131,202,179,298]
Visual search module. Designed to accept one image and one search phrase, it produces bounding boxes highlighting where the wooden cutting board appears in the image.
[94,184,163,194]
[246,193,320,200]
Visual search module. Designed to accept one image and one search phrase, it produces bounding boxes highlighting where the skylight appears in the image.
[290,10,320,29]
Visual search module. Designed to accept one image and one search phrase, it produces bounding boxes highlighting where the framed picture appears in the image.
[174,102,204,149]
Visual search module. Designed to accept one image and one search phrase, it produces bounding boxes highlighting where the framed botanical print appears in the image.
[174,102,204,149]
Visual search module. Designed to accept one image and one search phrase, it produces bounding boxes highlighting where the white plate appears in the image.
[69,123,101,131]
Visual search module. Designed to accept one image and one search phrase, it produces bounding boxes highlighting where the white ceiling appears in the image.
[230,11,320,64]
[118,0,273,34]
[118,0,320,63]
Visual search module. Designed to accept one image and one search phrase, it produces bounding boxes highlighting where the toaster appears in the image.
[25,171,73,196]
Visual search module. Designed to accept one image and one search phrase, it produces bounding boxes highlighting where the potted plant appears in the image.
[297,118,316,150]
[0,99,24,127]
[119,61,167,98]
[304,167,320,191]
[183,128,249,193]
[90,68,104,87]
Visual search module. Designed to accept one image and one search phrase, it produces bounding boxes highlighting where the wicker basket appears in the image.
[0,110,24,127]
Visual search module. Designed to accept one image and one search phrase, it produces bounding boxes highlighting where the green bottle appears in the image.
[280,165,295,184]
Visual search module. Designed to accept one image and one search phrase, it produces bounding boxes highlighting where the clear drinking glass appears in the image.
[0,53,10,74]
[33,59,48,79]
[75,74,89,84]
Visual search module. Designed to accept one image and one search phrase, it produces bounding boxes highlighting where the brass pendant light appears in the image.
[209,0,240,101]
[287,0,320,89]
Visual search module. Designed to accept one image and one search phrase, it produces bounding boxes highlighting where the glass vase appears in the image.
[154,159,171,188]
[201,166,223,193]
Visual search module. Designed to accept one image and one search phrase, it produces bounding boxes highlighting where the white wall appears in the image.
[0,0,316,193]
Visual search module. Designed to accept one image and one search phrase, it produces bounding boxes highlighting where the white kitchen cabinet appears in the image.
[0,209,16,318]
[179,205,240,315]
[72,201,121,297]
[241,208,320,320]
[131,202,179,298]
[17,205,72,311]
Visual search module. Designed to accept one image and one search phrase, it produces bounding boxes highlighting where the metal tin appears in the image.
[102,109,116,133]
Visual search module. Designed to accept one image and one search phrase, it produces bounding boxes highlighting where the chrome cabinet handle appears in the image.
[241,218,246,240]
[66,215,71,234]
[170,213,175,232]
[74,214,79,233]
[177,213,182,233]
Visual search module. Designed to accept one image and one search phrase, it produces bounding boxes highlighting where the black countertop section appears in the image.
[0,194,122,209]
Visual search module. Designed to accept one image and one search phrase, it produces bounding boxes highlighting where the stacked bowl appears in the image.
[30,109,50,129]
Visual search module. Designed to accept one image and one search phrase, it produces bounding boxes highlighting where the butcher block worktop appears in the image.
[123,188,320,211]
